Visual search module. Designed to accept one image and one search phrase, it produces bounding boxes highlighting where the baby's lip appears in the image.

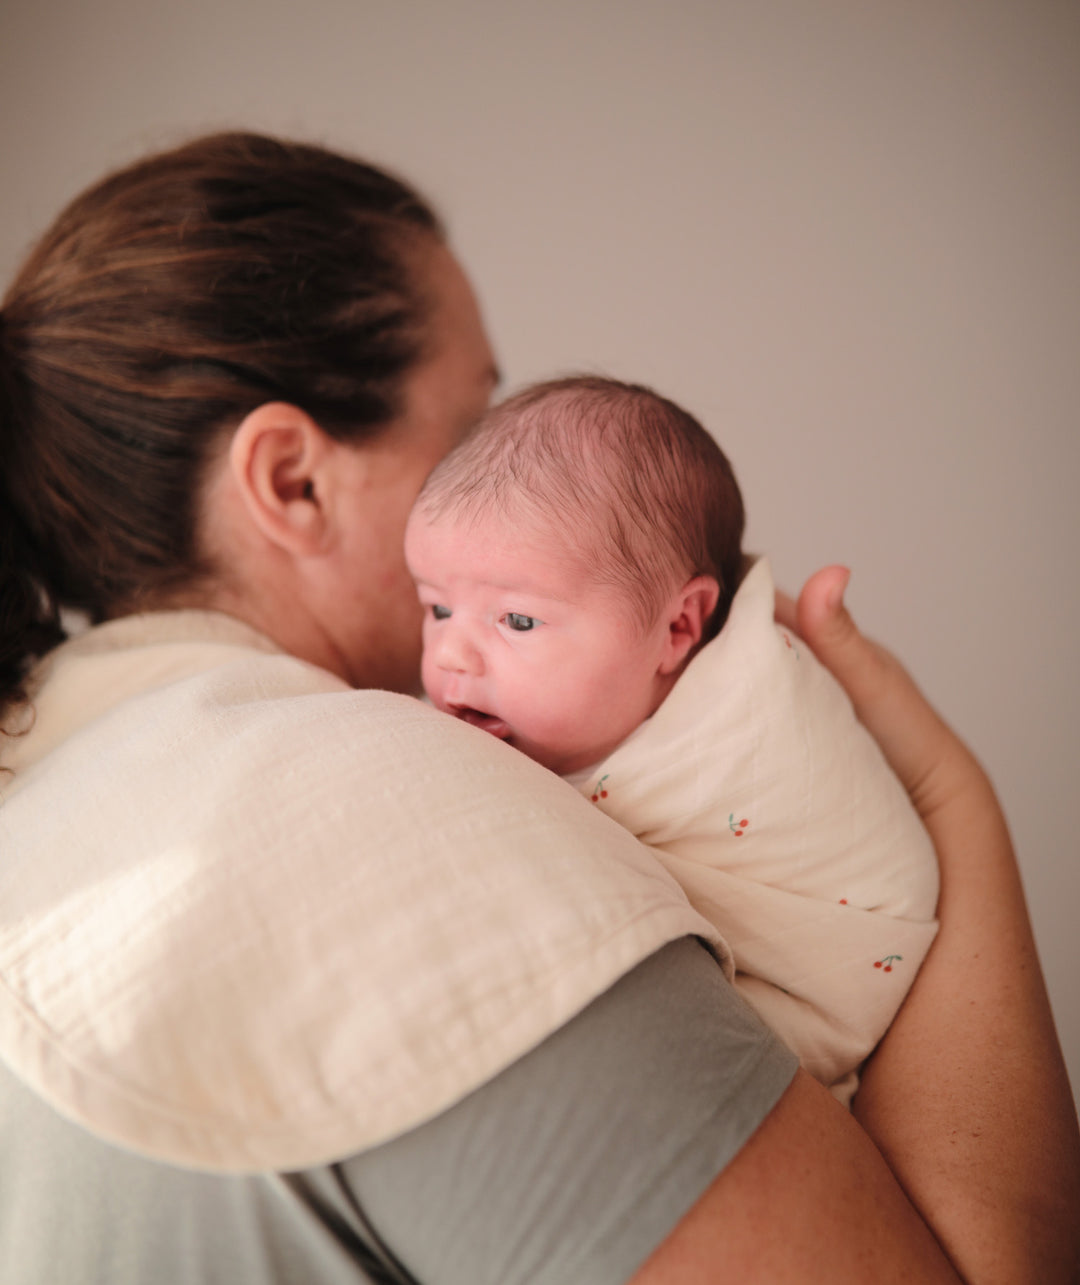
[447,703,511,741]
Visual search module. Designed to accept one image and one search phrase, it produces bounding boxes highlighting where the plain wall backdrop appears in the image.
[2,0,1078,1106]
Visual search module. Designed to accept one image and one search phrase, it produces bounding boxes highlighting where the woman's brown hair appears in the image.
[0,131,443,716]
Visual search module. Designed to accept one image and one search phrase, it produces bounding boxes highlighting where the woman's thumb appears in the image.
[795,566,957,801]
[796,566,894,724]
[795,566,856,671]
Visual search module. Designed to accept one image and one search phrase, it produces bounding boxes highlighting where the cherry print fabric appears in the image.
[572,559,939,1103]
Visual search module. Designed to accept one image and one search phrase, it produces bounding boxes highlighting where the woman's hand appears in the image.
[788,565,1080,1283]
[780,565,975,817]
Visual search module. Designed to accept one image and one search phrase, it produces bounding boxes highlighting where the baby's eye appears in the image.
[431,604,451,621]
[503,612,540,632]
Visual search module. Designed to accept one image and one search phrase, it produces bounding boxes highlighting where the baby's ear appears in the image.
[658,575,720,674]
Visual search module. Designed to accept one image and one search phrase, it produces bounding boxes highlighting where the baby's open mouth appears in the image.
[449,705,511,741]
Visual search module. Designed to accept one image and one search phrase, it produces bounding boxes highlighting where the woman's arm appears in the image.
[800,567,1080,1282]
[631,568,1080,1284]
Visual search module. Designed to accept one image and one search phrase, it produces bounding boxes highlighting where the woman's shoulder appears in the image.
[0,608,723,1175]
[0,940,796,1285]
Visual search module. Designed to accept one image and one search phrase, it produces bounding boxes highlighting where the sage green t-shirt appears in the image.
[0,940,797,1284]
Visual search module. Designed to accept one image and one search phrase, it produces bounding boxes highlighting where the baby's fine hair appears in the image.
[416,376,745,639]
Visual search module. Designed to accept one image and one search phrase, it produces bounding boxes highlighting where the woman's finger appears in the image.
[794,566,965,813]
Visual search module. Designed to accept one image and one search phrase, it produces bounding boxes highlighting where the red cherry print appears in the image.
[874,960,883,968]
[591,795,598,802]
[740,819,749,828]
[884,965,893,972]
[600,790,608,798]
[839,899,848,905]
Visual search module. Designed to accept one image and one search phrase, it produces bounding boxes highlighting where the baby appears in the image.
[404,375,939,1103]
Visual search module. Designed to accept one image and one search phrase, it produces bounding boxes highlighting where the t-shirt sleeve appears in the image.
[333,937,798,1285]
[0,938,796,1285]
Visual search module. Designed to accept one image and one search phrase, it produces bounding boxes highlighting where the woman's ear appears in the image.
[658,575,721,675]
[228,402,332,555]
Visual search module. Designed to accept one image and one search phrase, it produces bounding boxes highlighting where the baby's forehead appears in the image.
[418,494,619,584]
[420,495,598,570]
[435,502,673,618]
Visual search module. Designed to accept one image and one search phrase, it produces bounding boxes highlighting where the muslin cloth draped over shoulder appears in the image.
[0,612,725,1173]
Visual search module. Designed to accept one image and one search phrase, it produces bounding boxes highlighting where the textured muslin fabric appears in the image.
[0,610,725,1172]
[568,558,939,1100]
[0,939,798,1285]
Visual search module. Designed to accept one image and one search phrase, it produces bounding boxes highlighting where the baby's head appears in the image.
[404,376,745,774]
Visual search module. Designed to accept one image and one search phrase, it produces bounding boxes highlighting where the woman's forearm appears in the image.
[797,568,1080,1282]
[853,752,1080,1282]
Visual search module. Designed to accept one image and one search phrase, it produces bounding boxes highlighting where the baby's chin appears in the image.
[523,724,649,778]
[509,736,604,779]
[454,716,575,775]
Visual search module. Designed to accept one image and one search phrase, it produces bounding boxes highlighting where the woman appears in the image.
[0,132,1076,1284]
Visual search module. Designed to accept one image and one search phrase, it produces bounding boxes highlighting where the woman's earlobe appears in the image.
[229,402,330,555]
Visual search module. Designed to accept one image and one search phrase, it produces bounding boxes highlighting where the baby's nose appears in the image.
[432,622,485,675]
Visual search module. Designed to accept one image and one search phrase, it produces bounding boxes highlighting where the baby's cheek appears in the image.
[418,651,439,704]
[529,702,582,749]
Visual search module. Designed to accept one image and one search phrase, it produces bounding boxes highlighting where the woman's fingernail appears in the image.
[826,567,851,611]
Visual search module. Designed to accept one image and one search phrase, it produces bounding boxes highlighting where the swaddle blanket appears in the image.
[572,559,939,1101]
[0,611,722,1172]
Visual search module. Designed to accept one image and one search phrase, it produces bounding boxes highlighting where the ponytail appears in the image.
[0,518,65,723]
[0,324,65,720]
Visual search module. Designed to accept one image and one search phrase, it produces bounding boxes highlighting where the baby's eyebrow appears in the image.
[484,578,566,602]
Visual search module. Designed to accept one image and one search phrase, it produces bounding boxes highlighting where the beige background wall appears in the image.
[2,0,1077,1105]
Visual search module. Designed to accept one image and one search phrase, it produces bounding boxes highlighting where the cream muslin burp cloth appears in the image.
[0,610,723,1171]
